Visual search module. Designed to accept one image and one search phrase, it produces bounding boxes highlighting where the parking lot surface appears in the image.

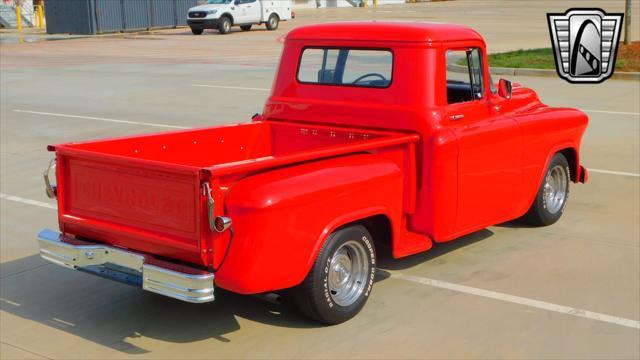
[1,1,639,359]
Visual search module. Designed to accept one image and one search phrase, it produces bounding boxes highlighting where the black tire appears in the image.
[524,153,571,226]
[294,225,376,325]
[191,28,204,35]
[266,14,279,30]
[240,25,252,31]
[218,16,232,34]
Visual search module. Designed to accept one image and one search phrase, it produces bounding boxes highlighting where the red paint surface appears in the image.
[49,22,588,294]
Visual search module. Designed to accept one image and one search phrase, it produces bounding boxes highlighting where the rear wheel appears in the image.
[524,153,570,226]
[191,28,203,35]
[240,25,252,31]
[218,17,232,34]
[294,225,376,325]
[266,14,279,30]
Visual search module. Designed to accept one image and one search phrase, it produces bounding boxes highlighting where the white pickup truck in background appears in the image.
[187,0,293,34]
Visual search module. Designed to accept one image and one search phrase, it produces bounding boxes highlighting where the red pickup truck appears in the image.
[38,22,588,324]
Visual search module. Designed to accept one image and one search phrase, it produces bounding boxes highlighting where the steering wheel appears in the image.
[352,73,386,85]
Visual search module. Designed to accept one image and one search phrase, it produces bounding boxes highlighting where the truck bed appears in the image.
[66,121,394,166]
[51,120,419,266]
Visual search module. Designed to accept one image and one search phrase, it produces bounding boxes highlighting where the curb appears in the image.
[490,67,640,81]
[448,63,640,81]
[489,67,556,77]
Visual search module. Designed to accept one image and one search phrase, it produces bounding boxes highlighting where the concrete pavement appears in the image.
[1,1,639,359]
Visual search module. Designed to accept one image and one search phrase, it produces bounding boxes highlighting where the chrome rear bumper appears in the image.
[37,229,214,303]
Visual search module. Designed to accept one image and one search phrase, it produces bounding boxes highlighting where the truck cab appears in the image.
[38,22,588,325]
[187,0,292,35]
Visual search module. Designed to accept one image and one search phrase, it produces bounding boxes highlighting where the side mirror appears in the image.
[498,79,512,99]
[234,0,241,5]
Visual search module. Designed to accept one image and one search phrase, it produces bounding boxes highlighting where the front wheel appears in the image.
[218,17,231,34]
[524,153,570,226]
[266,14,279,30]
[294,225,376,325]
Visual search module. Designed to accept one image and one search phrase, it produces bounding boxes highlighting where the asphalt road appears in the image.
[1,1,639,359]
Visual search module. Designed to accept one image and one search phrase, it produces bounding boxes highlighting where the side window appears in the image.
[445,48,485,104]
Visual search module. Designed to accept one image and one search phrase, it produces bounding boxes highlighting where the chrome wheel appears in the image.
[266,15,278,30]
[543,165,568,214]
[223,21,230,33]
[328,240,369,307]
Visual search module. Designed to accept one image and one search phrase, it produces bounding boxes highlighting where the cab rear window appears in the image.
[297,48,393,88]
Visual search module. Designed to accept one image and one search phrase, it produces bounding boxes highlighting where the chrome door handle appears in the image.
[494,105,502,112]
[450,114,464,121]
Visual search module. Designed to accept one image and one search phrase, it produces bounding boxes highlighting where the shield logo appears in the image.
[547,8,624,83]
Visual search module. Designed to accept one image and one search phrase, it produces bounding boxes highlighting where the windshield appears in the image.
[207,0,231,4]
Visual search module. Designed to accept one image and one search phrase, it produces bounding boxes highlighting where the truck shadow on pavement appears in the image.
[0,255,316,354]
[376,228,495,272]
[0,227,498,353]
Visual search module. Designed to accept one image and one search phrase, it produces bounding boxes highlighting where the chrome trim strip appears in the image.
[37,229,214,303]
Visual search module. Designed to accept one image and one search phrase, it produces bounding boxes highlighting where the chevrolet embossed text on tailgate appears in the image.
[68,159,197,234]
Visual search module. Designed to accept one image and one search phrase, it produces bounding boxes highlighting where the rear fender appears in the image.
[312,206,395,269]
[216,154,404,294]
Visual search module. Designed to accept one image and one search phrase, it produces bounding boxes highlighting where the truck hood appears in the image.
[189,3,231,12]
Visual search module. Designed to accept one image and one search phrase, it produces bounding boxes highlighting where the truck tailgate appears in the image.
[55,149,207,265]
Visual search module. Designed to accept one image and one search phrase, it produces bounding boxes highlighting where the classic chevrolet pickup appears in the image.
[38,22,588,324]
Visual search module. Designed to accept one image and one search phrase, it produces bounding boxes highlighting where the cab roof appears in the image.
[286,21,484,44]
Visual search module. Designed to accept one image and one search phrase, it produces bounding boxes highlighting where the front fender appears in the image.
[517,107,588,213]
[214,154,404,294]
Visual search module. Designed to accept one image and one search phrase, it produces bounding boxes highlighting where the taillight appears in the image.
[214,216,232,233]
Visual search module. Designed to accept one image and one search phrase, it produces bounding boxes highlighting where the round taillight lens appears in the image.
[214,216,232,232]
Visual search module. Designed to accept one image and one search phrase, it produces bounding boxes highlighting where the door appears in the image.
[235,0,261,24]
[445,47,522,232]
[244,0,261,23]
